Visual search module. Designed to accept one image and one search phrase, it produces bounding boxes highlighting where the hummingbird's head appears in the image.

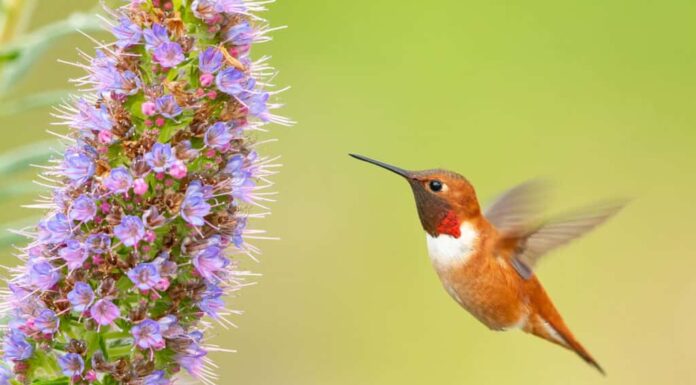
[350,154,481,238]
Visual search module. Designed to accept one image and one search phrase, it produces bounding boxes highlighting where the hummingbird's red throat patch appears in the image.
[436,210,461,238]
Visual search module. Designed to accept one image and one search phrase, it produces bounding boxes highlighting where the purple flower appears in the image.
[144,142,176,172]
[225,21,254,46]
[204,122,233,149]
[119,70,142,95]
[7,284,43,326]
[114,215,145,247]
[58,353,84,377]
[185,179,214,199]
[38,213,72,244]
[3,330,33,361]
[0,366,11,385]
[153,42,185,68]
[199,47,224,74]
[193,246,229,282]
[3,1,289,383]
[231,217,247,248]
[132,319,164,350]
[143,370,170,385]
[90,299,120,326]
[215,67,246,96]
[67,282,94,313]
[157,315,184,338]
[215,0,247,14]
[231,172,256,203]
[70,99,114,133]
[191,0,219,20]
[59,240,87,270]
[243,92,270,120]
[85,233,111,254]
[155,95,182,119]
[26,261,60,291]
[112,17,142,48]
[224,154,245,174]
[181,182,211,226]
[33,309,59,334]
[89,51,122,92]
[198,284,225,318]
[69,195,97,222]
[89,51,141,95]
[62,150,95,185]
[144,23,170,50]
[176,341,207,377]
[127,263,161,290]
[103,166,133,194]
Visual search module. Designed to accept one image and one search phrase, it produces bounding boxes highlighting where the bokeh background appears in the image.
[1,0,696,384]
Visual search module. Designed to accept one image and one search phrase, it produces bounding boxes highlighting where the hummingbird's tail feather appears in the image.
[525,312,605,375]
[524,279,605,375]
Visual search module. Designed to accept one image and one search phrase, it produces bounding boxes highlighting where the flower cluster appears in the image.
[1,1,289,384]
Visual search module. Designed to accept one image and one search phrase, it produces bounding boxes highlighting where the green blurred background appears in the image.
[1,0,696,384]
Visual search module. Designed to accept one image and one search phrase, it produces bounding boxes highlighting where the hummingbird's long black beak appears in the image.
[349,154,412,178]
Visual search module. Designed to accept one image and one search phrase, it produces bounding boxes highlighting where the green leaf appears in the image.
[0,11,102,93]
[158,124,177,143]
[85,330,101,355]
[26,348,63,381]
[0,181,43,199]
[0,139,57,176]
[116,274,134,292]
[0,88,71,117]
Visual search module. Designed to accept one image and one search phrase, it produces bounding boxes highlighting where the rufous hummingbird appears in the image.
[350,153,625,375]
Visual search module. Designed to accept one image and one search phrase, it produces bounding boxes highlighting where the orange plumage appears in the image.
[351,154,625,375]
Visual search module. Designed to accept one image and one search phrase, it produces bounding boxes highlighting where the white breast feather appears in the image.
[426,222,479,268]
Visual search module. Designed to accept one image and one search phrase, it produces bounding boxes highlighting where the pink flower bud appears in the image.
[134,178,148,195]
[155,117,166,127]
[85,370,97,382]
[144,230,156,243]
[200,73,214,87]
[155,278,170,291]
[141,101,157,116]
[169,161,187,179]
[207,90,218,99]
[144,119,153,127]
[98,130,113,144]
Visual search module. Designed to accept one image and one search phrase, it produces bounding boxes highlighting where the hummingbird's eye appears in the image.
[429,180,443,192]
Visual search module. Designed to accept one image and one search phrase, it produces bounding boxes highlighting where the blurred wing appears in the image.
[484,179,548,235]
[511,202,627,279]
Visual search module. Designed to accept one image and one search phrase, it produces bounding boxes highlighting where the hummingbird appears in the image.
[350,153,625,375]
